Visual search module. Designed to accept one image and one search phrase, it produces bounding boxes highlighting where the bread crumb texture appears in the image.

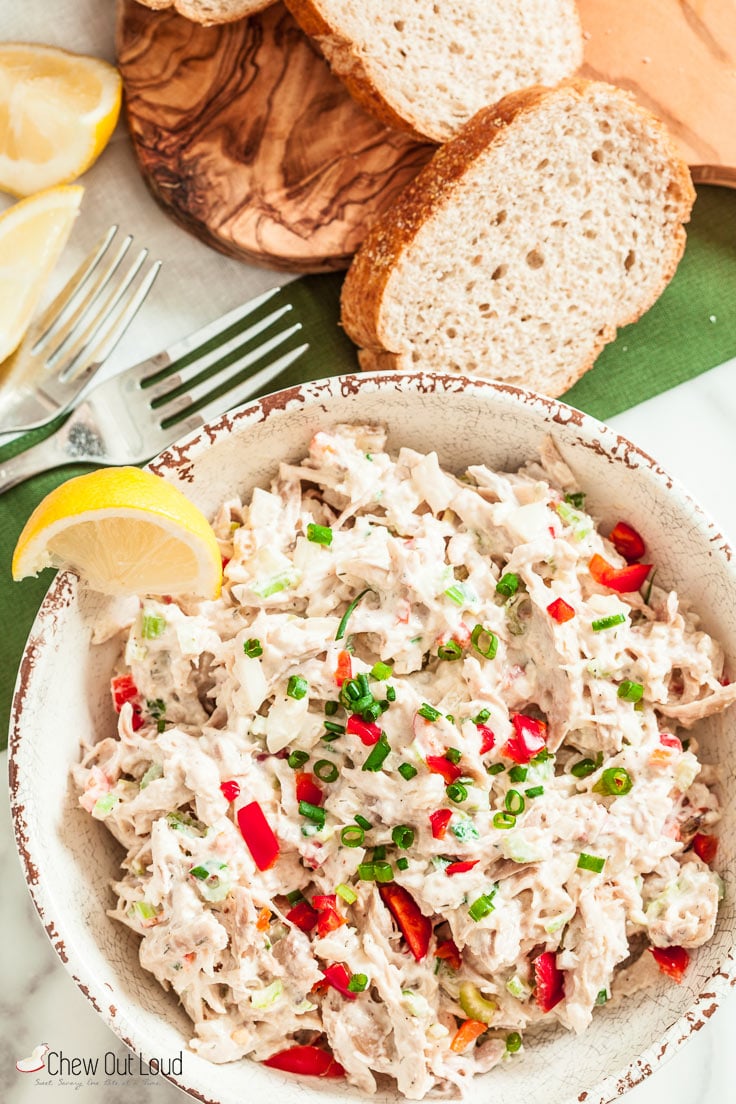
[135,0,273,25]
[285,0,583,141]
[341,81,695,398]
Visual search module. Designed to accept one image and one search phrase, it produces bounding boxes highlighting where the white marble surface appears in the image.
[3,1,736,1101]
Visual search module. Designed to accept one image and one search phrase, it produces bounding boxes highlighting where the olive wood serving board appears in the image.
[117,0,736,273]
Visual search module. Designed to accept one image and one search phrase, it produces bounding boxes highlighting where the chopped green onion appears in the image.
[451,817,479,841]
[140,762,163,789]
[252,979,283,1008]
[508,765,527,783]
[352,694,375,713]
[313,759,338,783]
[341,825,365,847]
[371,662,393,680]
[396,857,409,871]
[372,845,386,861]
[287,674,309,700]
[374,861,394,882]
[438,640,463,661]
[468,891,496,922]
[505,789,525,816]
[496,572,519,598]
[306,522,332,546]
[474,708,491,723]
[398,762,418,781]
[347,973,368,992]
[505,1032,523,1053]
[189,864,212,880]
[299,800,325,828]
[343,679,361,701]
[325,700,339,716]
[354,814,372,831]
[392,825,415,849]
[595,989,609,1006]
[362,733,391,772]
[93,792,119,817]
[128,900,158,923]
[617,680,644,702]
[336,883,358,904]
[378,699,390,712]
[525,785,544,798]
[644,570,657,605]
[324,720,346,735]
[418,702,441,721]
[446,781,468,803]
[287,750,310,770]
[445,713,455,724]
[286,889,303,905]
[471,624,499,659]
[445,747,462,764]
[593,767,633,796]
[493,811,516,830]
[531,749,553,764]
[571,757,598,778]
[486,763,505,776]
[362,701,382,723]
[445,583,475,607]
[591,613,627,632]
[243,637,263,657]
[386,685,396,702]
[336,587,373,640]
[577,852,606,873]
[141,612,166,639]
[356,672,371,695]
[322,731,342,743]
[252,571,296,598]
[564,491,586,510]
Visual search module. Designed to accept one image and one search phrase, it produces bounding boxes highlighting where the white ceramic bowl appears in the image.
[9,372,736,1104]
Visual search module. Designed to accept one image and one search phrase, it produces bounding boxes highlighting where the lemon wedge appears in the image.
[12,467,223,599]
[0,42,122,196]
[0,184,83,364]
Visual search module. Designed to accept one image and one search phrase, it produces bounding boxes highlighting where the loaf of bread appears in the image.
[283,0,583,142]
[340,80,695,397]
[134,0,273,24]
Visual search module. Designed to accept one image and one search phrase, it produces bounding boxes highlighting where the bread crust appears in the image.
[283,0,427,138]
[340,78,695,396]
[134,0,274,25]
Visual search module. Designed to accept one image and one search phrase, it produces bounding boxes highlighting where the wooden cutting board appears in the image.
[117,0,736,273]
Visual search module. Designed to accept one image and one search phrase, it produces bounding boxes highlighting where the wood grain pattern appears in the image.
[578,0,736,182]
[116,0,433,272]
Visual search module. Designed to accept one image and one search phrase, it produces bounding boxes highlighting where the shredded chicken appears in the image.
[74,425,728,1099]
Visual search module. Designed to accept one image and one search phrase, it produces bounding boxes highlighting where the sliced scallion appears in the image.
[577,852,606,873]
[287,750,309,770]
[287,674,308,700]
[525,785,544,798]
[471,624,498,659]
[496,572,519,598]
[396,857,409,871]
[347,973,368,992]
[371,662,393,680]
[336,587,373,641]
[362,733,390,772]
[398,762,417,781]
[468,891,496,922]
[592,767,633,796]
[354,814,372,831]
[341,825,365,847]
[325,700,339,716]
[336,883,358,904]
[508,765,527,783]
[591,613,627,632]
[486,763,505,776]
[243,637,263,657]
[391,825,415,849]
[505,789,525,816]
[418,702,441,721]
[386,685,396,702]
[313,759,338,783]
[506,1032,523,1053]
[446,781,468,804]
[617,680,644,702]
[493,811,516,830]
[299,800,325,828]
[437,640,463,661]
[306,522,333,546]
[445,747,461,764]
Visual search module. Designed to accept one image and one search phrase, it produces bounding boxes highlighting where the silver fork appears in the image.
[0,288,308,494]
[0,226,161,433]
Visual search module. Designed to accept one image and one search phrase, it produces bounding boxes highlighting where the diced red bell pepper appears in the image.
[346,714,381,746]
[609,521,646,563]
[220,779,240,802]
[693,833,718,864]
[547,597,575,624]
[317,906,345,938]
[335,650,352,686]
[450,1019,487,1053]
[503,714,547,764]
[426,755,463,785]
[312,894,337,911]
[286,900,318,933]
[263,1045,345,1078]
[111,674,144,729]
[322,962,356,1000]
[430,809,453,839]
[237,801,280,871]
[477,724,495,754]
[435,938,462,970]
[659,733,682,750]
[589,553,652,594]
[446,859,479,876]
[650,945,690,982]
[296,772,324,806]
[534,951,565,1012]
[378,883,432,961]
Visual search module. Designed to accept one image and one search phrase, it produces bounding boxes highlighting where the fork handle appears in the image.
[0,433,95,494]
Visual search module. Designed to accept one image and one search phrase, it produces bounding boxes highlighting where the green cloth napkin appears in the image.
[2,184,735,750]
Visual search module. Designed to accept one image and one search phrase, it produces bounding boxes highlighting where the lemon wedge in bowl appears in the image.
[0,43,122,196]
[12,467,223,599]
[0,184,83,364]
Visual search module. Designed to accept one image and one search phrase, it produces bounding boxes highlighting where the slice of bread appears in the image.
[340,80,695,397]
[283,0,583,142]
[134,0,274,24]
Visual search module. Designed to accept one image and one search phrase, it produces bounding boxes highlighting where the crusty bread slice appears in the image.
[283,0,583,142]
[340,80,695,397]
[134,0,273,24]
